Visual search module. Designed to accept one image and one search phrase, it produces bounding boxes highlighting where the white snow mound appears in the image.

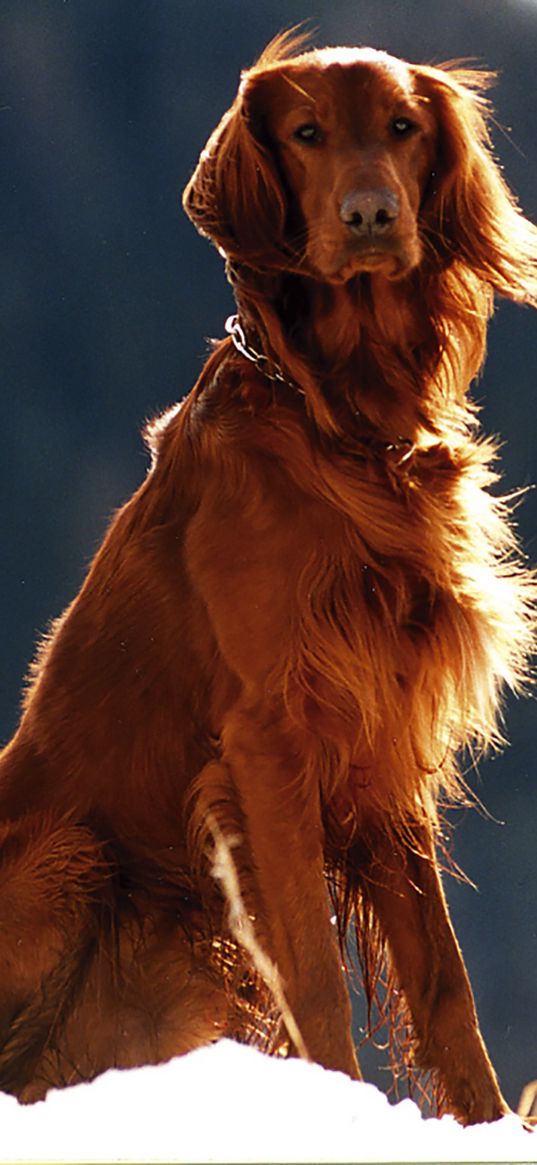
[0,1038,535,1163]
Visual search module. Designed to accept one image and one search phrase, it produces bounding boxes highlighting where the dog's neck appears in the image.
[231,265,485,444]
[300,277,422,366]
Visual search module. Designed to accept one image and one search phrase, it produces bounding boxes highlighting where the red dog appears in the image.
[1,33,536,1122]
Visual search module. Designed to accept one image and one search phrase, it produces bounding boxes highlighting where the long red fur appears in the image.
[0,32,536,1122]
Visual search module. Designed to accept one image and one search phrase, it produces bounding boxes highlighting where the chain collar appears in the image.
[225,314,299,390]
[224,313,414,462]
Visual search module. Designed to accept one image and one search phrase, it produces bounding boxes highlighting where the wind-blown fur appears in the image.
[0,33,536,1123]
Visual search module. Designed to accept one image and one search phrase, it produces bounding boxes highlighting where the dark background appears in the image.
[1,0,536,1110]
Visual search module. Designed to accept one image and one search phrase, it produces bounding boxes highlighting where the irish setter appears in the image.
[1,33,536,1123]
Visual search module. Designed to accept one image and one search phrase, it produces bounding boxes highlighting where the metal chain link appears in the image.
[225,315,294,387]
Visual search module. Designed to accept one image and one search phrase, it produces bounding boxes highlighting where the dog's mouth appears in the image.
[329,243,418,283]
[289,217,423,283]
[346,249,400,275]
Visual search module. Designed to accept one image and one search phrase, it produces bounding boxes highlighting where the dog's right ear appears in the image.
[182,72,289,272]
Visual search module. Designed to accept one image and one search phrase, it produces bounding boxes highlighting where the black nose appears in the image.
[340,189,400,235]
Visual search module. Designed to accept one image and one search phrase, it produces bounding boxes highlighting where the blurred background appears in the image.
[1,0,536,1110]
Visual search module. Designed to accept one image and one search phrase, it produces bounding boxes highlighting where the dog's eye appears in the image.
[391,117,415,137]
[292,123,323,145]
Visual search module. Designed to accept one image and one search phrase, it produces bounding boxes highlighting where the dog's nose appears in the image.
[340,189,400,235]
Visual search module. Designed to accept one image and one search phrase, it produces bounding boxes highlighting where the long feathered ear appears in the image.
[417,65,537,304]
[182,71,290,271]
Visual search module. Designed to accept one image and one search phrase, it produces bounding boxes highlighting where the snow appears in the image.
[0,1039,535,1164]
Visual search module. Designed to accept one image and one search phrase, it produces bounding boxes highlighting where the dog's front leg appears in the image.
[221,699,361,1080]
[185,490,359,1076]
[364,826,509,1123]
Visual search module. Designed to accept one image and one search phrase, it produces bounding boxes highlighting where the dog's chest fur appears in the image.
[183,386,518,817]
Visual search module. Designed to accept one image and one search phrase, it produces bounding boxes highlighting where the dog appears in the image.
[1,32,536,1123]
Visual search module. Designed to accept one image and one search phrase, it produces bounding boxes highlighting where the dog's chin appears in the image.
[312,243,420,284]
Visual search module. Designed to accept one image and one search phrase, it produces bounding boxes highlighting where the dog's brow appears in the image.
[280,73,318,104]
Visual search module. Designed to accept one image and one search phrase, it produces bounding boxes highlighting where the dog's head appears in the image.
[183,33,537,301]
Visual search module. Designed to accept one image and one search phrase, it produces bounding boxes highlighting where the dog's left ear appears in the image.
[417,65,537,304]
[182,71,289,271]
